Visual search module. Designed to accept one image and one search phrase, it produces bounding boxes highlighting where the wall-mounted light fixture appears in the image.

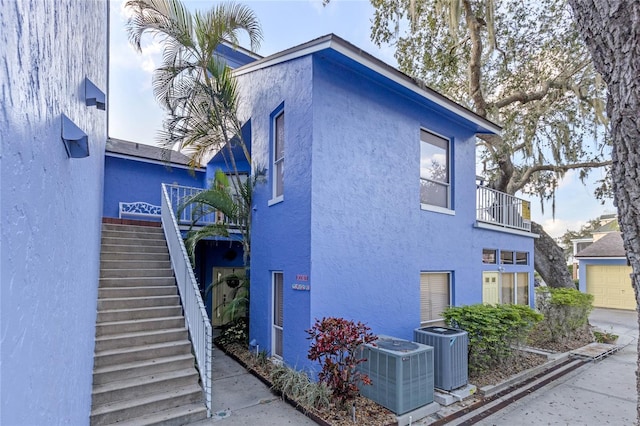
[85,77,106,110]
[61,114,89,158]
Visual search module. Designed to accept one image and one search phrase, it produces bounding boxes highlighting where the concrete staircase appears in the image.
[91,222,207,426]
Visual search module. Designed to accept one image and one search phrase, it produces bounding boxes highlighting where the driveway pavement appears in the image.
[476,308,638,425]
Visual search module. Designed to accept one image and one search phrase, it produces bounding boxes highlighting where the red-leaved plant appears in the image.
[306,317,378,406]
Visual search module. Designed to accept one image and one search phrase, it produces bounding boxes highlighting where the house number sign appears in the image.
[292,274,310,291]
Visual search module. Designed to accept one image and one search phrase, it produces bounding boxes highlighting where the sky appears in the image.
[108,0,615,239]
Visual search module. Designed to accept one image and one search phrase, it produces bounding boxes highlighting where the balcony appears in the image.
[166,184,239,229]
[476,185,531,233]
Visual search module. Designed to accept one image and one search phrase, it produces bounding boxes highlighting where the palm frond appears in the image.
[125,0,195,53]
[184,223,230,263]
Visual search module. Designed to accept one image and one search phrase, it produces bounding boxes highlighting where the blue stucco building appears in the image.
[1,0,107,423]
[100,34,536,372]
[1,3,537,421]
[232,35,537,370]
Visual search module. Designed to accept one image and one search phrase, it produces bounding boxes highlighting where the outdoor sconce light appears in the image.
[61,114,89,158]
[85,77,106,110]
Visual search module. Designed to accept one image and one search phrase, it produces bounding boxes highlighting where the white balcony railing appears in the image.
[476,185,531,232]
[161,183,212,416]
[165,184,238,228]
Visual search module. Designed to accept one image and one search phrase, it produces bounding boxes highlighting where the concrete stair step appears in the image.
[102,236,167,247]
[102,223,163,233]
[97,306,182,323]
[100,403,207,426]
[89,384,203,426]
[100,259,171,270]
[98,295,180,310]
[94,340,192,368]
[101,243,168,254]
[102,229,165,240]
[95,328,188,351]
[92,354,195,385]
[96,316,185,336]
[92,368,199,406]
[99,276,175,288]
[100,251,169,261]
[98,285,177,299]
[100,267,174,279]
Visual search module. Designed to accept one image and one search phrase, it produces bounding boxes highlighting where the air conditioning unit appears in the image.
[357,335,434,415]
[413,326,468,391]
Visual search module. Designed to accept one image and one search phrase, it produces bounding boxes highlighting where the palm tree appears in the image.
[125,0,261,174]
[125,0,263,327]
[179,168,263,325]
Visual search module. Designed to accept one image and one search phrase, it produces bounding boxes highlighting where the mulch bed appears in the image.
[216,325,595,426]
[218,341,397,426]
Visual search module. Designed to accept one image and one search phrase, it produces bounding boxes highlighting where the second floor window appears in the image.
[273,111,285,199]
[420,129,450,209]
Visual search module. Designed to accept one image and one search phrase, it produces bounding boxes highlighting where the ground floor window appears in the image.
[482,271,529,305]
[420,272,451,326]
[272,272,284,358]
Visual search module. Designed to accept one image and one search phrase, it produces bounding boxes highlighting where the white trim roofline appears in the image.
[220,40,263,60]
[105,152,205,172]
[233,34,502,135]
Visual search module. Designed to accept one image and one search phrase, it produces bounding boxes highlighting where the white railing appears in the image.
[476,185,531,232]
[161,183,212,416]
[165,184,238,228]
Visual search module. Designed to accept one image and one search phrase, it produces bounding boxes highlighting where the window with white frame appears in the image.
[272,110,285,200]
[420,272,451,326]
[272,272,284,358]
[420,129,450,209]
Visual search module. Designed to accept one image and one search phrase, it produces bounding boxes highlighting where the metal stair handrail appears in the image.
[161,183,212,416]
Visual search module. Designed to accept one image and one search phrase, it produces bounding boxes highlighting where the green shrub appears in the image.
[215,318,248,346]
[535,287,593,342]
[443,304,543,374]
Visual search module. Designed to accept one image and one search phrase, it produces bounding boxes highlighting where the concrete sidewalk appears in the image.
[189,347,316,425]
[476,308,638,425]
[190,309,638,425]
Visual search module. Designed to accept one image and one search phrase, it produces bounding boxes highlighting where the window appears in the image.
[272,110,285,200]
[516,272,529,305]
[500,250,514,264]
[483,249,497,264]
[515,252,528,265]
[420,130,450,209]
[272,272,284,358]
[420,272,451,326]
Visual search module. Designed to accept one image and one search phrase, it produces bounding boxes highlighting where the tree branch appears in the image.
[462,0,487,117]
[511,159,613,193]
[488,76,594,110]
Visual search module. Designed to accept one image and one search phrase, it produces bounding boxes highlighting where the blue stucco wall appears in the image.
[309,57,534,340]
[1,0,107,424]
[238,51,534,372]
[236,55,314,368]
[103,156,205,218]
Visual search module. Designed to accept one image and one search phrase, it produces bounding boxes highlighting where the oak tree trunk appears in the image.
[568,0,640,421]
[531,222,575,289]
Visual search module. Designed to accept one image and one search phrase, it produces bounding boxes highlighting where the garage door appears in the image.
[586,265,636,310]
